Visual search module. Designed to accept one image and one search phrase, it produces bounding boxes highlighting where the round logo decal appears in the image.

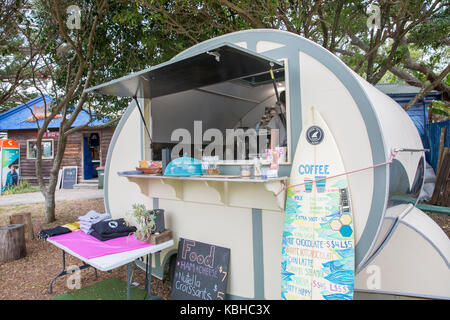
[306,126,324,145]
[108,221,119,229]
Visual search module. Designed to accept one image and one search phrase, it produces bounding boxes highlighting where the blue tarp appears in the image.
[423,120,450,173]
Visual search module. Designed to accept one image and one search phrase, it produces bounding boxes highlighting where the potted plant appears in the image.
[127,204,165,242]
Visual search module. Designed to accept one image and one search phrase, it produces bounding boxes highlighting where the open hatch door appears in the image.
[84,43,284,99]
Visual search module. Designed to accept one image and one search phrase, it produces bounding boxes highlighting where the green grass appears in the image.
[51,278,148,300]
[2,180,40,195]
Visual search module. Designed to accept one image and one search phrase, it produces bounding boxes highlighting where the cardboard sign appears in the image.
[171,238,230,300]
[62,166,77,189]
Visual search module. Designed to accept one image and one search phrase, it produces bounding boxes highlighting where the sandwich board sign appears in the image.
[62,166,77,189]
[171,238,230,300]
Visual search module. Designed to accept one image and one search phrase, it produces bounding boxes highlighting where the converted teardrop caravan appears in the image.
[85,30,449,300]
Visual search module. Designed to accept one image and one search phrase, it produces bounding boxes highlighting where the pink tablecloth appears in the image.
[48,230,152,259]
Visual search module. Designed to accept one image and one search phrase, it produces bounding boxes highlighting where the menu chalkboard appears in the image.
[62,166,77,189]
[171,238,230,300]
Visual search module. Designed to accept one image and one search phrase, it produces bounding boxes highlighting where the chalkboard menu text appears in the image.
[171,238,230,300]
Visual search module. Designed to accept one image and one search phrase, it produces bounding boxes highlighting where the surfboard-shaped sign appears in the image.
[281,108,355,300]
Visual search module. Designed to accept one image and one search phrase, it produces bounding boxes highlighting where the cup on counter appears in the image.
[240,165,252,177]
[261,166,269,179]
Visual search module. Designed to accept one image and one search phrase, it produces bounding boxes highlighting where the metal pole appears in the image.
[269,62,281,105]
[134,97,152,143]
[49,250,66,294]
[127,263,130,300]
[147,254,152,298]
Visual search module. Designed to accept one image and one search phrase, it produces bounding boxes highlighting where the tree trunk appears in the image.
[9,212,34,240]
[0,224,26,262]
[44,192,56,223]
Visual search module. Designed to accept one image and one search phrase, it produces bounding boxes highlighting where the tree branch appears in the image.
[403,64,450,111]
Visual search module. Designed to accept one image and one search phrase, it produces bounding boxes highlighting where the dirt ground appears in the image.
[425,211,449,238]
[0,199,448,300]
[0,199,172,300]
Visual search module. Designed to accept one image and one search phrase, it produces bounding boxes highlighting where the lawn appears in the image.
[0,199,172,300]
[2,181,40,195]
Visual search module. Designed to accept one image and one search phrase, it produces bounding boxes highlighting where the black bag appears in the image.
[38,226,71,240]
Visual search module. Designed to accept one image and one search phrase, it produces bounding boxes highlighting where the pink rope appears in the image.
[275,150,398,197]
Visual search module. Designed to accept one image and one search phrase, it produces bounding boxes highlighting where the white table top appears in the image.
[47,238,174,272]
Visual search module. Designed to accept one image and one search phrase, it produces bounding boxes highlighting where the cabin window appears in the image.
[27,139,54,159]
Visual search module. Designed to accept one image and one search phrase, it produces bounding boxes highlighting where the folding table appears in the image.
[47,235,173,300]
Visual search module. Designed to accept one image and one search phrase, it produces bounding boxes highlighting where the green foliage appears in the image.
[2,180,40,195]
[408,8,450,51]
[1,0,184,117]
[128,203,157,239]
[429,100,450,117]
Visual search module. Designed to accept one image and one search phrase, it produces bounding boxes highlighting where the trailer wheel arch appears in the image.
[160,249,177,283]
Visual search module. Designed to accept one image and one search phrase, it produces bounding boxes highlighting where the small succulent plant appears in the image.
[128,204,157,240]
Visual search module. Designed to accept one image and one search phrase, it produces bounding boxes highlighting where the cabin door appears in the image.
[82,132,100,180]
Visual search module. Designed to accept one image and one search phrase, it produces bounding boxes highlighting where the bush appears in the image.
[2,180,40,195]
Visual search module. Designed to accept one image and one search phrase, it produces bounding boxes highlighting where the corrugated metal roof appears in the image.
[0,95,107,130]
[376,83,441,97]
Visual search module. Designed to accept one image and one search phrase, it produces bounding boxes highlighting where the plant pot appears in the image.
[136,229,172,245]
[151,209,165,234]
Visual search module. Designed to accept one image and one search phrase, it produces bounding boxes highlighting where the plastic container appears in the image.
[164,153,203,176]
[253,156,262,177]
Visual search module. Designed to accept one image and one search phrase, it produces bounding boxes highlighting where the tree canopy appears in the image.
[139,0,449,111]
[1,0,448,114]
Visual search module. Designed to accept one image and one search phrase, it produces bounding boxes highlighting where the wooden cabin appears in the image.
[0,95,115,186]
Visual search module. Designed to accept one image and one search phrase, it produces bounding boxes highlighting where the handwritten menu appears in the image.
[171,238,230,300]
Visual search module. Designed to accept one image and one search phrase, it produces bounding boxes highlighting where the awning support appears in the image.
[134,96,152,143]
[269,62,287,131]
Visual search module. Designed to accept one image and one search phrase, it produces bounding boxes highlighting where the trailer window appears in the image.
[150,75,289,164]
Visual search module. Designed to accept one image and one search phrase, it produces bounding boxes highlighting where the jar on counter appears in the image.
[240,165,252,177]
[253,156,262,177]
